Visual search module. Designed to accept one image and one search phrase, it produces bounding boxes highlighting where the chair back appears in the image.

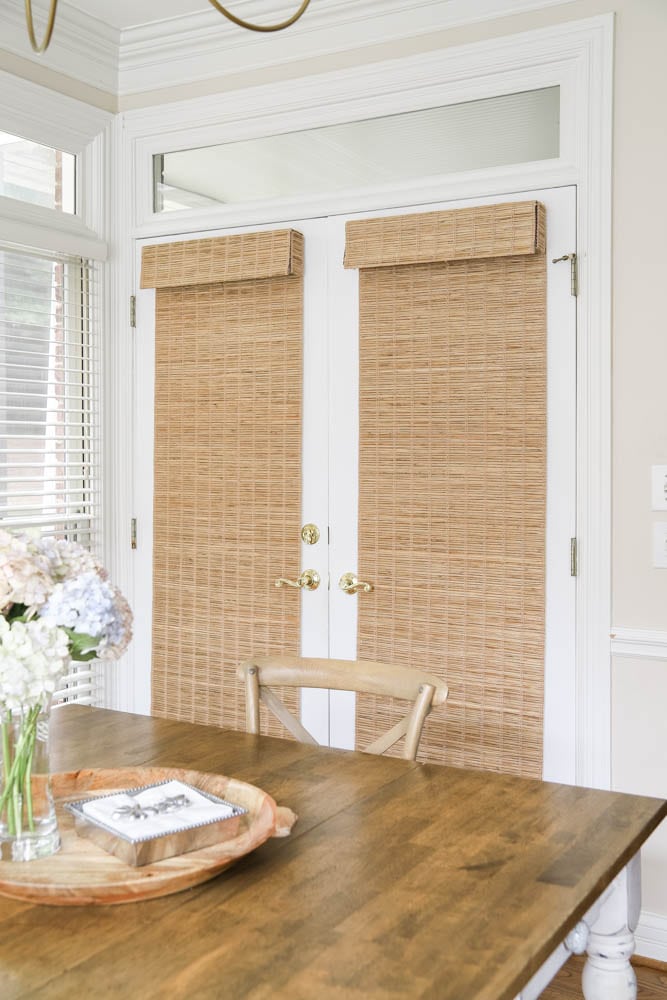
[237,655,448,761]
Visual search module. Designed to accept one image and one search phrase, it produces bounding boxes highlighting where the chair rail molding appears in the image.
[116,14,614,790]
[611,628,667,661]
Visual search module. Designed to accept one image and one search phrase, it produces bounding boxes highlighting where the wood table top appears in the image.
[1,705,665,1000]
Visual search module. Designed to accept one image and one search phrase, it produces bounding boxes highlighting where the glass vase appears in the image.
[0,700,60,861]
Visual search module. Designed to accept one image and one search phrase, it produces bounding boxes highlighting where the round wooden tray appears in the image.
[0,767,296,906]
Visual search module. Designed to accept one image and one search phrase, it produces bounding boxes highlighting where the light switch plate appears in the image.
[652,523,667,568]
[651,465,667,510]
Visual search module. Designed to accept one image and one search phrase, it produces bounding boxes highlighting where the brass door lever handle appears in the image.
[339,572,374,595]
[275,569,320,591]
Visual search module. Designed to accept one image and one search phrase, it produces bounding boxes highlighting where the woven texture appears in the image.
[141,229,303,289]
[344,201,545,269]
[150,244,303,734]
[352,212,547,777]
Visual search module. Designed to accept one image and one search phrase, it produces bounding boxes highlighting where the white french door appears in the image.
[133,185,576,781]
[322,187,577,784]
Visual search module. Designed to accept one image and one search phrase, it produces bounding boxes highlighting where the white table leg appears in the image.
[581,855,641,1000]
[582,928,636,999]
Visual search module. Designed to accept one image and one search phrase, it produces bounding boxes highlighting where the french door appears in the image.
[133,185,576,781]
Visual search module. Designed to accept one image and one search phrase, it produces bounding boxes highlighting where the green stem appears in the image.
[0,704,42,838]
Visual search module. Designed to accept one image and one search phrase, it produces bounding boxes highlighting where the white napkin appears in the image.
[80,779,240,842]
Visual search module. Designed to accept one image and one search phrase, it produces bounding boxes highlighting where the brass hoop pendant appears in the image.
[25,0,58,53]
[207,0,311,32]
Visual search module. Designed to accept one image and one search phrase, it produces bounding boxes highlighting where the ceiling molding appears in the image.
[0,0,118,95]
[0,0,574,98]
[117,0,572,95]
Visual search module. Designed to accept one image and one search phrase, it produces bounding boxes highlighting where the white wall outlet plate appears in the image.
[652,522,667,568]
[651,465,667,510]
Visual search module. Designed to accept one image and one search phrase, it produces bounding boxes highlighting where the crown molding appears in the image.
[0,0,576,99]
[0,0,118,95]
[117,0,573,96]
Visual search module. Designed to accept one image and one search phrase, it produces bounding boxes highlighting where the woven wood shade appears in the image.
[347,203,546,777]
[344,201,545,269]
[141,229,303,290]
[147,230,303,734]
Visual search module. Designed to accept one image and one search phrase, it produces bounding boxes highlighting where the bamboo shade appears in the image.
[141,229,303,289]
[344,201,545,269]
[147,229,303,733]
[347,202,546,777]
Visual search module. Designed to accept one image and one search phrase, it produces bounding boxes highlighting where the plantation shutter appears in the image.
[0,243,101,704]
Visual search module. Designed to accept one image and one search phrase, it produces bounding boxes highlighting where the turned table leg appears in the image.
[581,855,641,1000]
[582,928,637,999]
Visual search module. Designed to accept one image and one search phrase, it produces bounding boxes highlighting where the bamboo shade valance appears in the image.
[141,228,304,289]
[344,201,545,269]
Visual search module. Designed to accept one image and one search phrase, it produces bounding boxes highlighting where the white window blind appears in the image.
[0,243,101,704]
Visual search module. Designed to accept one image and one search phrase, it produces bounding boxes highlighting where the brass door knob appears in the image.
[275,569,320,591]
[338,572,373,595]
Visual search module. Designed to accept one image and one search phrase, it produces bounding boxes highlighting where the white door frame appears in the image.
[113,14,613,789]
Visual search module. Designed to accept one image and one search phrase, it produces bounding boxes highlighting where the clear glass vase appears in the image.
[0,700,60,861]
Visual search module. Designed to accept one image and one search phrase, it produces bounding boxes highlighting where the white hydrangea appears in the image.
[0,530,53,612]
[0,529,132,683]
[0,617,70,711]
[31,536,103,584]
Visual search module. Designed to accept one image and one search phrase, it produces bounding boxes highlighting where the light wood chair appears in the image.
[237,655,449,761]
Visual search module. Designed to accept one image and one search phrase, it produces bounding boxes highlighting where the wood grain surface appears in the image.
[0,705,664,1000]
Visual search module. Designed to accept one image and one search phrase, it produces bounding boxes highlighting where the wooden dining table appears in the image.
[0,705,665,1000]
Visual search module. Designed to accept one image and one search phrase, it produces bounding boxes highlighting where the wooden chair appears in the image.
[237,655,449,761]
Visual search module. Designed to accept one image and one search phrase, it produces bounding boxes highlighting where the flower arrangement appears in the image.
[0,529,132,851]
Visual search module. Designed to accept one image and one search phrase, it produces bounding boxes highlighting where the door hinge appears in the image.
[570,537,578,577]
[130,295,137,328]
[552,252,578,297]
[131,518,137,550]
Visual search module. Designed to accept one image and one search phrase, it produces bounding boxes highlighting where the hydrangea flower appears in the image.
[0,617,70,711]
[31,536,102,584]
[0,530,52,612]
[40,571,132,660]
[0,531,132,844]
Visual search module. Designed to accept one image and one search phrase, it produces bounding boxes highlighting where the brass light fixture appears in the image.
[25,0,312,53]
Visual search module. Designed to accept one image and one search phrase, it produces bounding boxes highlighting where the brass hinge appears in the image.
[130,295,137,328]
[131,518,137,550]
[552,253,578,297]
[570,537,578,577]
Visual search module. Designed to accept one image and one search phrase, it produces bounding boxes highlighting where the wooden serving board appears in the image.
[0,767,296,906]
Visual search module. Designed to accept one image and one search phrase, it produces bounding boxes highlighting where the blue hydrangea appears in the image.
[39,571,118,652]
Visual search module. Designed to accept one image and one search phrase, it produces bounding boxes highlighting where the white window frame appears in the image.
[118,14,613,790]
[0,70,115,704]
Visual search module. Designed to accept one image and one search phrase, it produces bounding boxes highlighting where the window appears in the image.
[0,132,76,214]
[0,244,100,702]
[153,87,560,212]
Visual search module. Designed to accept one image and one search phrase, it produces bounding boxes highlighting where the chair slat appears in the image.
[260,687,318,745]
[364,716,410,756]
